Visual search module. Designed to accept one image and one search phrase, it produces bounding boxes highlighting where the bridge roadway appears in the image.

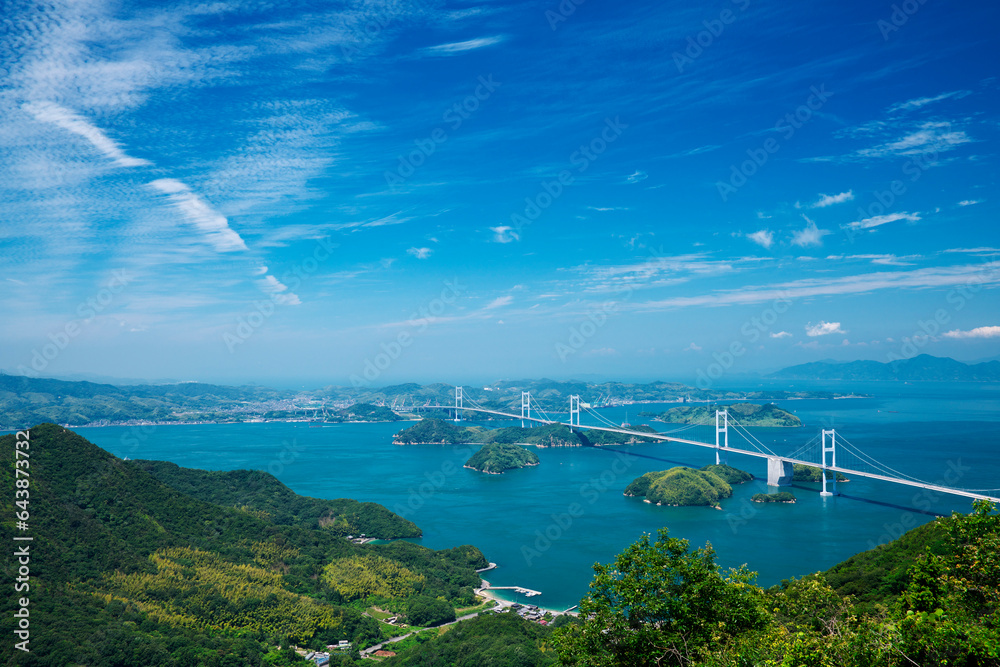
[425,405,1000,503]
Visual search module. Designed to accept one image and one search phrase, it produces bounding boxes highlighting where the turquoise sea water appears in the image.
[77,380,1000,611]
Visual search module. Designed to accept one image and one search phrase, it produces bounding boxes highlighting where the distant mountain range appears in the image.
[772,354,1000,382]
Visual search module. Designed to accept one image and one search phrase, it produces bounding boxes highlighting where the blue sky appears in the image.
[1,0,998,387]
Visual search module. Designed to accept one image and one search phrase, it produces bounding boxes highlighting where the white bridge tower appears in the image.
[715,409,728,465]
[521,391,531,428]
[569,395,580,428]
[821,429,838,496]
[454,386,463,422]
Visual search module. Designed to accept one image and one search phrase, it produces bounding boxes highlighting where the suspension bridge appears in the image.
[418,387,1000,503]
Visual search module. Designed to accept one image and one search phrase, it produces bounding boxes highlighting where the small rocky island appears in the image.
[752,491,797,503]
[464,442,540,474]
[640,403,802,427]
[624,464,753,508]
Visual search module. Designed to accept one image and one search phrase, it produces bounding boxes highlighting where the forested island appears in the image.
[640,402,801,427]
[752,491,797,503]
[464,443,540,474]
[624,464,752,508]
[793,463,848,482]
[393,418,658,447]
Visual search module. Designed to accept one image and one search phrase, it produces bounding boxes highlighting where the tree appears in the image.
[553,528,769,666]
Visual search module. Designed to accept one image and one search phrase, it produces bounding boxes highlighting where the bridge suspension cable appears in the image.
[726,417,777,457]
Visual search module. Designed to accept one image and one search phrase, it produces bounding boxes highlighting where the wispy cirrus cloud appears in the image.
[624,262,1000,313]
[421,35,505,56]
[150,179,248,253]
[887,90,971,114]
[846,211,921,231]
[23,101,151,168]
[407,247,432,259]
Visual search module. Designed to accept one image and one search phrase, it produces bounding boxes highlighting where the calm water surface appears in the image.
[79,381,1000,610]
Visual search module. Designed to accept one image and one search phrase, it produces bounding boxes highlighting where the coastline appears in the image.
[476,579,576,617]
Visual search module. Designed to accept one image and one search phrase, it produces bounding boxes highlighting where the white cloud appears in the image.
[958,199,983,206]
[684,342,702,352]
[746,229,774,249]
[257,274,301,305]
[422,36,505,55]
[24,101,151,168]
[942,326,1000,339]
[943,247,1000,254]
[484,296,513,309]
[858,122,972,159]
[847,211,921,230]
[790,217,831,247]
[812,190,854,208]
[149,179,248,252]
[626,170,648,184]
[490,225,520,243]
[587,206,629,212]
[770,331,792,339]
[407,247,432,259]
[805,321,846,337]
[887,91,971,114]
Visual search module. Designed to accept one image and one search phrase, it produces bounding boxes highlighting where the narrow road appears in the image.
[359,611,485,656]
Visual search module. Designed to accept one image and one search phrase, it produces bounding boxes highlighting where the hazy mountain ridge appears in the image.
[772,354,1000,382]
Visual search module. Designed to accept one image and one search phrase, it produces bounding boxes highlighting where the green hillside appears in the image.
[135,461,420,538]
[464,443,540,474]
[0,424,484,664]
